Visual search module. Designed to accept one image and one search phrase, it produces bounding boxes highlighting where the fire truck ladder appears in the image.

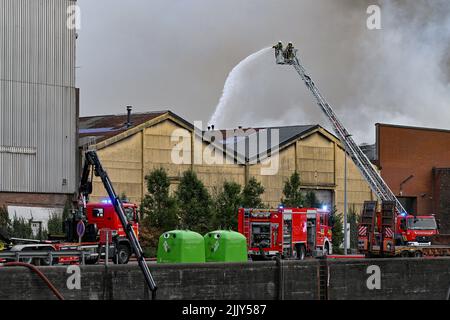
[360,201,378,253]
[274,43,406,214]
[243,209,251,246]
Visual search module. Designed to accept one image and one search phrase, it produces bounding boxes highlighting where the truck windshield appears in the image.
[407,218,437,230]
[124,207,135,222]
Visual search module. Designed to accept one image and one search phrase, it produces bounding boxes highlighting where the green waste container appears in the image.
[204,230,248,262]
[157,230,205,263]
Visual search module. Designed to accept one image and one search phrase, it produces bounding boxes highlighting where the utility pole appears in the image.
[344,134,351,255]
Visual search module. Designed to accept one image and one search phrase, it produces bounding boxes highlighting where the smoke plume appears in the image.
[77,0,450,143]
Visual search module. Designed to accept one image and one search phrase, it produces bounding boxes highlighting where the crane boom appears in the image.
[273,42,406,214]
[80,150,157,299]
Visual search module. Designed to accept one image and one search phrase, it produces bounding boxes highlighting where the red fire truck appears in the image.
[238,207,332,260]
[58,200,140,264]
[358,201,450,257]
[0,201,140,266]
[394,213,438,245]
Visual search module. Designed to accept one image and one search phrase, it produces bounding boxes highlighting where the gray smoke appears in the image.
[77,0,450,143]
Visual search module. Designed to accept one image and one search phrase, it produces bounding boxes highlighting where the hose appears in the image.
[2,262,64,300]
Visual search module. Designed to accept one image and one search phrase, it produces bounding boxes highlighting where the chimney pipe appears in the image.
[211,125,215,130]
[126,106,132,128]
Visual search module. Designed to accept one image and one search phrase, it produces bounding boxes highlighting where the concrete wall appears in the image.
[0,260,318,300]
[1,258,449,300]
[328,258,450,300]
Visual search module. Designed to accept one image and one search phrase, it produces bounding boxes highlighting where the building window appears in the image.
[397,197,417,215]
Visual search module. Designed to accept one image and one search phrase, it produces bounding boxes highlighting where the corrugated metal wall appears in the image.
[0,0,77,193]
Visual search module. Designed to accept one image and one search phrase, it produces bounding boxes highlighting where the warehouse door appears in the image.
[303,189,333,208]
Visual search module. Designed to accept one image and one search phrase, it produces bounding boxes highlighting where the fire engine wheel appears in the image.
[114,244,131,264]
[18,256,33,265]
[413,251,423,258]
[85,255,99,265]
[324,243,330,256]
[400,250,410,258]
[297,245,306,260]
[39,249,58,266]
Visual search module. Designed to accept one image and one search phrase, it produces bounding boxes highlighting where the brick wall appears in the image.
[432,168,450,234]
[377,124,450,215]
[0,192,73,209]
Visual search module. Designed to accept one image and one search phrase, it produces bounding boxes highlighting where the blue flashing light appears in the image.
[278,204,284,209]
[322,205,328,211]
[400,212,407,217]
[101,199,112,204]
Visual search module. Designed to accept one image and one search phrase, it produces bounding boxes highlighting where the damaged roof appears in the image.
[204,125,320,163]
[78,109,339,163]
[79,110,192,146]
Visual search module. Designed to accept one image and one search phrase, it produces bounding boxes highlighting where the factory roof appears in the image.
[78,109,341,163]
[79,110,192,147]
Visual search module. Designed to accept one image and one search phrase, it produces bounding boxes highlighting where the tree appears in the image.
[330,206,344,254]
[0,206,9,229]
[141,168,178,231]
[10,214,33,239]
[0,206,11,238]
[241,177,265,208]
[62,200,72,220]
[348,204,358,251]
[47,212,65,236]
[140,168,179,256]
[281,172,304,207]
[212,181,242,230]
[176,170,212,234]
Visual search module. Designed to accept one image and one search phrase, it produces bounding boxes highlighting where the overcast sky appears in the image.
[76,0,450,143]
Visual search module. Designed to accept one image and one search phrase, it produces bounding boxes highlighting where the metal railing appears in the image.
[0,250,98,265]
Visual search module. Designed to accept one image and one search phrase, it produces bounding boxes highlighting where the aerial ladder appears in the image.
[80,150,157,299]
[273,42,406,215]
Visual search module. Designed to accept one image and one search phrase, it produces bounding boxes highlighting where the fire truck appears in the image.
[358,200,450,257]
[394,213,438,245]
[0,200,140,266]
[58,200,140,265]
[238,207,332,260]
[272,43,449,258]
[1,151,157,296]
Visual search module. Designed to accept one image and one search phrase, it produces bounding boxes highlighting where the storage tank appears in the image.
[204,230,248,262]
[157,230,205,263]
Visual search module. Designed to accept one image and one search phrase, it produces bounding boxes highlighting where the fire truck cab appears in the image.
[62,201,140,264]
[393,214,437,246]
[238,207,332,260]
[85,201,140,239]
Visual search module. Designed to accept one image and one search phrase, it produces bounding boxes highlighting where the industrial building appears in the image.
[79,109,374,215]
[373,123,450,233]
[0,0,78,227]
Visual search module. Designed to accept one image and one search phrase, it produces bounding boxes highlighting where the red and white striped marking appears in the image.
[384,227,394,238]
[358,226,367,236]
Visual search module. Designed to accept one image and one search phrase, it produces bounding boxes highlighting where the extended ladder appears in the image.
[274,43,406,214]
